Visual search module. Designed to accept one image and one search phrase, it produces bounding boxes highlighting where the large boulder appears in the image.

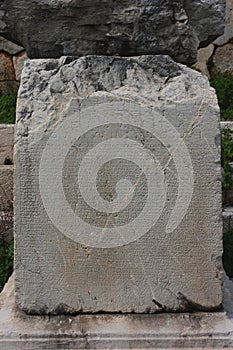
[0,0,226,65]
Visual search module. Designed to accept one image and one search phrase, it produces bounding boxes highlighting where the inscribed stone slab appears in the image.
[14,55,223,314]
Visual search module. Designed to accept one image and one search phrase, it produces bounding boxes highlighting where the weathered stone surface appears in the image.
[0,36,24,55]
[0,165,13,212]
[0,275,233,349]
[0,0,226,65]
[221,121,233,207]
[0,124,14,165]
[13,51,28,81]
[185,0,226,46]
[0,52,15,81]
[223,207,233,233]
[0,211,13,242]
[215,0,233,46]
[212,43,233,74]
[195,44,214,78]
[15,55,223,314]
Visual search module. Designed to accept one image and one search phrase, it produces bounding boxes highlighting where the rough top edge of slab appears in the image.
[15,54,217,150]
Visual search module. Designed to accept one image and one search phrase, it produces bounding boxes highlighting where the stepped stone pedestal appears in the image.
[0,275,233,349]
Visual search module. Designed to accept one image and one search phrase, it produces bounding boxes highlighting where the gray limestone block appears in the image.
[14,55,223,314]
[0,0,226,65]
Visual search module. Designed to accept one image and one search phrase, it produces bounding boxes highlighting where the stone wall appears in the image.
[0,36,27,94]
[196,0,233,77]
[0,37,26,243]
[195,0,233,211]
[0,124,14,242]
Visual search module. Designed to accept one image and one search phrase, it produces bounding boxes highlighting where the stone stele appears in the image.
[14,55,223,315]
[0,0,226,65]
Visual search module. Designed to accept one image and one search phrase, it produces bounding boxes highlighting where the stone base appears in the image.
[0,276,233,349]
